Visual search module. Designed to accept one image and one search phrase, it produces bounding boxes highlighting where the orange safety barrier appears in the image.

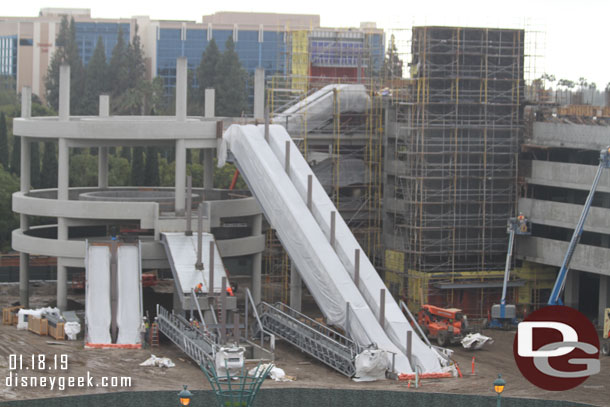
[398,372,453,381]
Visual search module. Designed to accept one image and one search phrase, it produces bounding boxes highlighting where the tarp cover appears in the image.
[262,124,443,373]
[219,124,413,374]
[275,84,370,134]
[117,245,142,344]
[86,245,111,344]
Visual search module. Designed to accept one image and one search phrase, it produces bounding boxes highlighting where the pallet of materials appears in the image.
[2,306,23,325]
[28,316,48,336]
[48,322,65,340]
[45,313,66,340]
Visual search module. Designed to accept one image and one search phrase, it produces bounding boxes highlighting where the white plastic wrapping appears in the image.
[163,232,228,294]
[86,245,111,344]
[353,349,390,382]
[263,125,443,373]
[64,321,81,340]
[16,307,61,330]
[274,84,370,134]
[219,124,413,373]
[116,245,142,344]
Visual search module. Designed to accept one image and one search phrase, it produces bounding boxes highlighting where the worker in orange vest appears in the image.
[517,212,528,233]
[226,286,234,296]
[194,282,203,294]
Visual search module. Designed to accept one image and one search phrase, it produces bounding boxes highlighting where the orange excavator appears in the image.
[417,304,469,346]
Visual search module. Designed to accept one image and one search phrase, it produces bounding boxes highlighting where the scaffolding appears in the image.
[262,74,385,303]
[384,27,523,279]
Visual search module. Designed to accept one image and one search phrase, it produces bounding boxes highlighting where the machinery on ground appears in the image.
[548,147,610,306]
[489,215,531,329]
[417,304,469,346]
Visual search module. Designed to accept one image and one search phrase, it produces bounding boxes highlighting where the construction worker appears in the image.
[517,212,528,233]
[226,285,234,297]
[194,282,203,294]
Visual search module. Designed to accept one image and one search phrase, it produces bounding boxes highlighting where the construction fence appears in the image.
[0,389,593,407]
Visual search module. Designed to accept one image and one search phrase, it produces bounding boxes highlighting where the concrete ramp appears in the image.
[218,124,431,374]
[162,232,228,296]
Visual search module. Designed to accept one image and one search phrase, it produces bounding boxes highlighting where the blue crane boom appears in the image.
[548,147,610,306]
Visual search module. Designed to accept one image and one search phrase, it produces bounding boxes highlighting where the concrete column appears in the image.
[564,270,580,309]
[253,68,265,120]
[252,214,263,304]
[59,65,70,120]
[99,94,109,117]
[176,57,187,122]
[19,87,31,308]
[98,95,110,189]
[599,275,609,328]
[57,259,67,311]
[98,147,108,188]
[204,88,215,192]
[204,89,215,118]
[290,262,302,312]
[58,138,69,201]
[175,139,186,215]
[21,86,31,119]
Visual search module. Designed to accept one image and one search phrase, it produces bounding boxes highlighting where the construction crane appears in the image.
[489,215,530,329]
[548,146,610,306]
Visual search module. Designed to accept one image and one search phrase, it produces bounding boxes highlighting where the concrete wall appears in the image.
[530,122,610,150]
[523,160,610,193]
[517,236,610,277]
[519,197,610,235]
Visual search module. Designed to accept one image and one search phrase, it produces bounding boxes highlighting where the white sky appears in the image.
[4,0,610,87]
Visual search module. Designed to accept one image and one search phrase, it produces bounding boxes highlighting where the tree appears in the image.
[108,155,130,186]
[197,38,220,110]
[215,37,247,117]
[0,165,19,251]
[131,146,145,185]
[120,146,131,161]
[384,34,403,80]
[108,26,129,101]
[0,113,8,170]
[45,16,85,114]
[40,142,58,188]
[30,142,40,189]
[144,146,160,186]
[10,135,20,176]
[83,36,109,115]
[69,152,97,186]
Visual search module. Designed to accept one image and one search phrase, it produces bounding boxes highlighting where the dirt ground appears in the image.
[0,282,607,406]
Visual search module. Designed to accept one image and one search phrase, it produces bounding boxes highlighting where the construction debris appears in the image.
[139,354,175,368]
[461,333,494,350]
[353,349,389,382]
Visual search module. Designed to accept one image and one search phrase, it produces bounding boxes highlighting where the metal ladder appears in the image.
[257,302,361,377]
[156,304,218,365]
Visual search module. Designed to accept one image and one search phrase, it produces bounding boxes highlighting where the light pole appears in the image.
[493,374,506,407]
[178,384,193,406]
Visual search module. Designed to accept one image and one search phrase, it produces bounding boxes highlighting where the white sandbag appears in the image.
[353,349,390,382]
[64,321,81,340]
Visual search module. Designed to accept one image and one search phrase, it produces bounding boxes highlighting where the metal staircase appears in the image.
[257,302,361,377]
[156,304,218,364]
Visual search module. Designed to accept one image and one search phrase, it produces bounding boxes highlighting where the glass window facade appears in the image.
[156,28,287,96]
[0,35,18,80]
[74,22,130,66]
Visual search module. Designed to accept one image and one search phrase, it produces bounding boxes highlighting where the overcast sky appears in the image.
[4,0,609,88]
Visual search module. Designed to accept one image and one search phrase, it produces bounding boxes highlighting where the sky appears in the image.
[4,0,610,88]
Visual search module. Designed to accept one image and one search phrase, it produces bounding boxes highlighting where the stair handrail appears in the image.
[245,288,275,349]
